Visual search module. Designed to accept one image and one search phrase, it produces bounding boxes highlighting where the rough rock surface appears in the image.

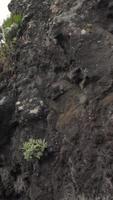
[1,0,113,199]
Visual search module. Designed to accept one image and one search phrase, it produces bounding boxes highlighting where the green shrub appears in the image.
[22,138,47,161]
[3,24,18,43]
[2,14,22,44]
[0,15,22,72]
[3,14,22,29]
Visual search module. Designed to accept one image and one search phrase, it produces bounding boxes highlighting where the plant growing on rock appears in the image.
[2,14,22,44]
[0,14,22,72]
[3,14,22,29]
[22,138,47,161]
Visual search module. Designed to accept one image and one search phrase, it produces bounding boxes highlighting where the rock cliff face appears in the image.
[1,0,113,199]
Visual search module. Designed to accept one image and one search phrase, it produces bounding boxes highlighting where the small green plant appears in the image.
[22,138,47,161]
[0,15,22,73]
[2,14,22,44]
[3,14,22,29]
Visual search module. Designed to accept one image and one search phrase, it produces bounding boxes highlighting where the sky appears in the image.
[0,0,11,25]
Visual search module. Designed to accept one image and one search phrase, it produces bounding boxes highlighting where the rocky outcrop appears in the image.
[1,0,113,199]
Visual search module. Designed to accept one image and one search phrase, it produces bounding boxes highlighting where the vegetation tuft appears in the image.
[2,14,22,44]
[3,14,22,29]
[22,138,47,161]
[0,14,23,72]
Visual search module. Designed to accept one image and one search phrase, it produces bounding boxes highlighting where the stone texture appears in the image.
[1,0,113,200]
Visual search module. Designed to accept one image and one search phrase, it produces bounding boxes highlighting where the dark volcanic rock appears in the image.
[1,0,113,199]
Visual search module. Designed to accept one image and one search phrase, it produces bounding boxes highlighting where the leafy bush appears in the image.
[0,15,22,72]
[22,138,47,161]
[3,14,22,29]
[2,14,22,44]
[3,24,18,43]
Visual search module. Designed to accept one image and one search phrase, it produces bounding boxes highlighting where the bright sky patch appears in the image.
[0,0,11,25]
